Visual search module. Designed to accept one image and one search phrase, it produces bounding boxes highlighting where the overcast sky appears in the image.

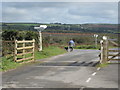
[2,2,118,24]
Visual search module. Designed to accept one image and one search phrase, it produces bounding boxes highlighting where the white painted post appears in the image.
[100,40,103,64]
[38,31,42,51]
[100,36,108,64]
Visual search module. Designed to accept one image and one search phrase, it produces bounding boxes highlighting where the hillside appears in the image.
[2,23,118,33]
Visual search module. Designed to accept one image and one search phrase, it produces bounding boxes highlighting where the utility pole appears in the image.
[34,25,47,51]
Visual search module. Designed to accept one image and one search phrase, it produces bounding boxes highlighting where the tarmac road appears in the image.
[2,49,118,89]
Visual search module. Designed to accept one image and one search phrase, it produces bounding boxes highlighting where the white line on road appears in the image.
[85,67,100,83]
[92,72,97,76]
[80,87,85,90]
[86,77,91,83]
[97,67,101,70]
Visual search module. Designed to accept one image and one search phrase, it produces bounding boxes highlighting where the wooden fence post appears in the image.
[32,39,35,61]
[14,40,17,62]
[22,39,25,59]
[100,36,108,64]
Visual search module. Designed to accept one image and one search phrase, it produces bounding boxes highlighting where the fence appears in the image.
[14,39,35,62]
[100,36,120,64]
[2,41,15,57]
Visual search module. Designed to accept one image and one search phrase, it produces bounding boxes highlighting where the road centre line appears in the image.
[86,77,91,83]
[80,87,85,90]
[85,67,101,83]
[85,72,96,83]
[92,72,97,76]
[97,67,101,70]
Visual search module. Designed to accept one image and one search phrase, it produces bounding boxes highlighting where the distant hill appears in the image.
[2,23,118,33]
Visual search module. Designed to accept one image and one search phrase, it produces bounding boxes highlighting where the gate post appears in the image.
[100,36,108,64]
[32,39,35,61]
[22,39,25,59]
[14,40,17,62]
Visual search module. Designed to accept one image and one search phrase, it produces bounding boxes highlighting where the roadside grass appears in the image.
[1,56,21,71]
[75,45,100,50]
[35,46,66,60]
[1,46,66,72]
[97,63,109,68]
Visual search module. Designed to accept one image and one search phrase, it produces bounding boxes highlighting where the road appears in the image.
[2,49,118,89]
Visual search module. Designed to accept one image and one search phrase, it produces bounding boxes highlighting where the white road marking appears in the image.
[86,77,91,83]
[85,66,100,83]
[97,67,101,70]
[92,72,97,76]
[80,87,85,90]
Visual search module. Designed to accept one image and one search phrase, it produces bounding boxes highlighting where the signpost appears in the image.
[34,25,47,51]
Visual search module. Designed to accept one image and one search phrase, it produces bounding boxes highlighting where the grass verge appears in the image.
[35,46,66,60]
[97,63,109,68]
[75,45,100,49]
[1,46,66,72]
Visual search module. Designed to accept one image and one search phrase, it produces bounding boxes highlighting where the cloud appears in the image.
[2,2,118,24]
[68,3,117,18]
[2,0,119,2]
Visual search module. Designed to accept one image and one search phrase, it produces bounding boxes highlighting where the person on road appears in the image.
[68,39,75,52]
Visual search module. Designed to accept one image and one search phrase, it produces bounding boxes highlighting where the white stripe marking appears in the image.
[80,87,85,90]
[86,78,91,83]
[97,67,101,70]
[92,72,97,76]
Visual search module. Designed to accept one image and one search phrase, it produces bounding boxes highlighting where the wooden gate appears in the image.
[100,36,120,64]
[14,39,35,62]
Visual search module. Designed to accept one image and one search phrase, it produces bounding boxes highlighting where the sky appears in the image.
[1,2,118,24]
